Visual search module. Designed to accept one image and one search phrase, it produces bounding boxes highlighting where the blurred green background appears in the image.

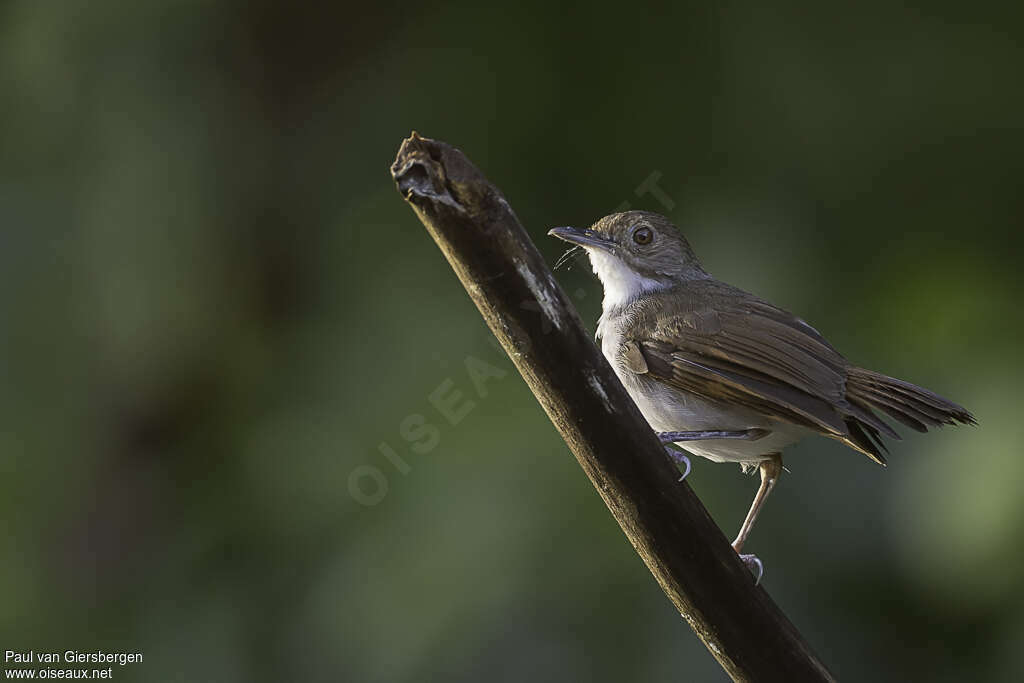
[2,1,1022,681]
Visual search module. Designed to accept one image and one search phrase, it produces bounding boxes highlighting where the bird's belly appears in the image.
[618,371,805,465]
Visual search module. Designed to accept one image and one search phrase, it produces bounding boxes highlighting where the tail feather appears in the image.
[843,398,901,438]
[850,388,931,432]
[857,381,957,426]
[843,418,890,466]
[845,367,976,447]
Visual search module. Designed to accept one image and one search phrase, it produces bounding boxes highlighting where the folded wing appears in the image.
[635,282,899,463]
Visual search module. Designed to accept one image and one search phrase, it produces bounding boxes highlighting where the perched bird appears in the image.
[549,211,974,580]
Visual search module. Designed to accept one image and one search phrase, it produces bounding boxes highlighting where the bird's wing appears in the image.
[633,283,896,461]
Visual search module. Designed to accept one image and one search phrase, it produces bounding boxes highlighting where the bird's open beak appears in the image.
[547,226,617,251]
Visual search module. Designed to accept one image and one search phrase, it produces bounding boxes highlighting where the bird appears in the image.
[548,210,975,581]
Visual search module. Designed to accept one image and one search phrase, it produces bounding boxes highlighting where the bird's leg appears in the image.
[730,454,783,584]
[656,428,769,443]
[657,429,769,483]
[731,454,783,552]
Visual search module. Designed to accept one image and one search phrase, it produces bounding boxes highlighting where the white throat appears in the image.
[587,249,666,337]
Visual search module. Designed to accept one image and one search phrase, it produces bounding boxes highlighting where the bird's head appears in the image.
[548,211,707,308]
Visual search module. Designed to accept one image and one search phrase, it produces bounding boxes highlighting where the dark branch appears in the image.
[390,132,835,683]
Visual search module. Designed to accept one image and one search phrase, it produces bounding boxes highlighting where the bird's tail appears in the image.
[846,367,976,436]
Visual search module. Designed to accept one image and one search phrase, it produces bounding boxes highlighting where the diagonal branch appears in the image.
[390,132,835,683]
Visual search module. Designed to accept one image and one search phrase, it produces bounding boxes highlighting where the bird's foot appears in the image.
[738,553,764,585]
[664,446,691,481]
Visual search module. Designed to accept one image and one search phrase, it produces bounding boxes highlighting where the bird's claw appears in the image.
[739,553,764,585]
[664,446,691,481]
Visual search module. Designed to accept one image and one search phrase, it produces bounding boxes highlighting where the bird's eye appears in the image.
[632,227,653,245]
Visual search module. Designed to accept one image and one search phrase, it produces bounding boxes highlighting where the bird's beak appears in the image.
[547,226,617,252]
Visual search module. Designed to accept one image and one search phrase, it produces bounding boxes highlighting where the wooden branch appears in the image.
[390,132,836,683]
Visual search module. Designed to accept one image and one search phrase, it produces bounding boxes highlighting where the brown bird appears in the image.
[549,211,975,580]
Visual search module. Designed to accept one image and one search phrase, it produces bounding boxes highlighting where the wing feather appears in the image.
[624,280,893,462]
